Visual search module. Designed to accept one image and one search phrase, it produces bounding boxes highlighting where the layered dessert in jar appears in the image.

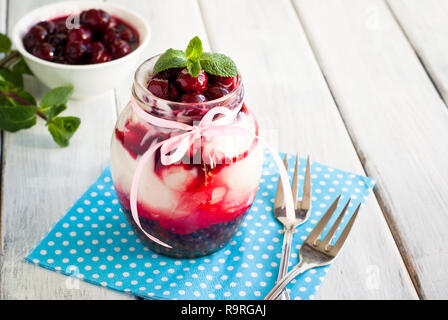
[110,37,262,258]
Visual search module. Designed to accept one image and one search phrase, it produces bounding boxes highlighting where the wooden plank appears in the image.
[199,0,417,299]
[388,0,448,104]
[294,0,448,299]
[107,0,210,113]
[0,0,6,212]
[0,0,131,299]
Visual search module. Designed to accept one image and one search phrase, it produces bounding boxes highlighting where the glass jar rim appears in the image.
[133,55,244,108]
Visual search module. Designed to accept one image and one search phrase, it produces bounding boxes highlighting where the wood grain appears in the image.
[0,0,6,272]
[199,0,417,299]
[295,0,448,299]
[0,0,132,299]
[388,0,448,105]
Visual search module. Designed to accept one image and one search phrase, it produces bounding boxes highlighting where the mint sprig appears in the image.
[0,32,80,147]
[153,36,238,78]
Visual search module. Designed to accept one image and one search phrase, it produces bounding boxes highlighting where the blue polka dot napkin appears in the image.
[26,151,375,300]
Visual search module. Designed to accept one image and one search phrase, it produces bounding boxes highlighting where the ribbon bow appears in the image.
[129,97,295,249]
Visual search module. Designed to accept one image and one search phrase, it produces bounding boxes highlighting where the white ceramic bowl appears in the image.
[12,1,150,99]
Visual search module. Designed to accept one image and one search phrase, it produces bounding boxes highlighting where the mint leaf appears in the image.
[12,57,33,75]
[200,52,238,77]
[186,36,203,62]
[153,49,187,75]
[48,116,81,147]
[41,104,67,124]
[0,33,12,53]
[13,88,36,106]
[0,104,37,132]
[0,69,23,88]
[41,86,74,109]
[186,60,202,78]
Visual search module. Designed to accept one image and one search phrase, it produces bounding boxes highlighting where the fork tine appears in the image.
[300,156,312,211]
[321,199,351,248]
[274,155,289,210]
[330,203,361,255]
[305,195,341,245]
[291,154,299,204]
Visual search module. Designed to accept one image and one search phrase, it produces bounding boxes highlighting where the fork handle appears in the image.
[264,260,312,300]
[276,228,294,300]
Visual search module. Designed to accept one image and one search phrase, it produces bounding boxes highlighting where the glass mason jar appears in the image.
[110,56,263,258]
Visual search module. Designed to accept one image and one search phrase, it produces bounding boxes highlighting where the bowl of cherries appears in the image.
[12,1,150,98]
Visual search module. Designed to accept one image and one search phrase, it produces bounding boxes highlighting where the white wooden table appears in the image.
[1,0,448,300]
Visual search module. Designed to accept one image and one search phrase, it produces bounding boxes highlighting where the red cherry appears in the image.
[206,85,230,100]
[32,43,56,61]
[148,78,170,99]
[120,28,137,43]
[67,26,93,44]
[108,17,120,29]
[90,42,112,64]
[23,25,50,52]
[108,39,131,59]
[169,84,179,101]
[37,21,56,34]
[209,75,237,90]
[29,25,49,42]
[80,9,111,33]
[154,68,181,81]
[180,93,208,103]
[23,34,36,52]
[176,68,208,93]
[54,18,68,34]
[49,33,67,50]
[64,41,88,64]
[102,29,120,45]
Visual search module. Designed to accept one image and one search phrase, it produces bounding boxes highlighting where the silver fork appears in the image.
[273,155,311,300]
[265,195,361,300]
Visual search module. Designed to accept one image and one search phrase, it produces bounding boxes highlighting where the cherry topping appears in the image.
[32,43,56,61]
[209,75,237,90]
[23,25,50,51]
[64,41,89,64]
[80,9,111,33]
[108,17,120,29]
[28,25,49,44]
[108,39,131,59]
[180,93,208,103]
[176,68,208,93]
[67,26,93,44]
[37,21,57,34]
[90,42,112,64]
[154,68,181,81]
[148,78,170,99]
[206,85,230,100]
[120,28,137,43]
[54,19,69,34]
[169,84,180,101]
[23,34,36,51]
[103,29,121,45]
[49,33,67,49]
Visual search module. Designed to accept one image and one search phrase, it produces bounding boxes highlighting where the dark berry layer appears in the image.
[118,195,249,259]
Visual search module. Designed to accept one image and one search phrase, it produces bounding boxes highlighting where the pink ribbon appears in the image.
[129,96,295,248]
